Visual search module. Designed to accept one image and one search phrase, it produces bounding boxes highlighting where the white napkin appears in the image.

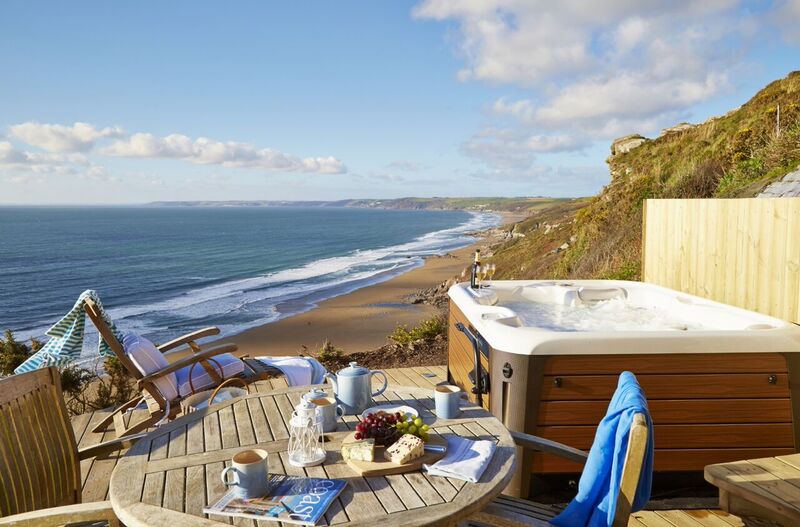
[424,436,496,483]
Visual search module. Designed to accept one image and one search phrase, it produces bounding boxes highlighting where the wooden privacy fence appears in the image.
[642,198,800,325]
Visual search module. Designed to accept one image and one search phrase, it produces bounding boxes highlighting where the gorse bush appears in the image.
[389,314,447,346]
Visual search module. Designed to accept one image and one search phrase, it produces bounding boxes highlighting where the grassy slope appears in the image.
[488,71,800,281]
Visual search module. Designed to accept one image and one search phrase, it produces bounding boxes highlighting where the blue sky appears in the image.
[1,1,798,204]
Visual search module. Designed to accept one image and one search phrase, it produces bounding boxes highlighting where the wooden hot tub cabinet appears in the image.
[448,300,799,497]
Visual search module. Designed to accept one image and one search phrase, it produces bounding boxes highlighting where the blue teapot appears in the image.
[326,361,387,415]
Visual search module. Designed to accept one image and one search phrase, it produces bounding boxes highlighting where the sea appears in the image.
[0,206,499,360]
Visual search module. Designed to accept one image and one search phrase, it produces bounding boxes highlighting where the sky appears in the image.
[1,1,799,204]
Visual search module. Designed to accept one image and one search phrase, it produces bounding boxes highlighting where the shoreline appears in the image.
[223,211,525,359]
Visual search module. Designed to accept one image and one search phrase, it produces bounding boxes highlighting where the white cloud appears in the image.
[102,132,346,174]
[10,122,124,152]
[414,0,767,186]
[416,1,745,136]
[0,141,90,174]
[460,127,590,173]
[5,122,347,177]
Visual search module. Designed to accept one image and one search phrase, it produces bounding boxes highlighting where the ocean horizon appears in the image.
[0,206,499,360]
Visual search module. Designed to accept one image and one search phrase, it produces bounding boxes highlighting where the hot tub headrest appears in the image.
[576,287,628,303]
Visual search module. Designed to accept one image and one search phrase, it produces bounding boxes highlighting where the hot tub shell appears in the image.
[447,280,800,497]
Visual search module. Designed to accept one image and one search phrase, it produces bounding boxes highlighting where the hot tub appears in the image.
[447,280,800,496]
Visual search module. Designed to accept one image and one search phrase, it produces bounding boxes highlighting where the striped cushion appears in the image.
[175,353,245,397]
[121,332,179,402]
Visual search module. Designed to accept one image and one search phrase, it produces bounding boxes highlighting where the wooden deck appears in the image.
[72,365,448,502]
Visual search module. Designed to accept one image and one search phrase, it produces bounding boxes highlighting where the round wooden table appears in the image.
[109,384,516,527]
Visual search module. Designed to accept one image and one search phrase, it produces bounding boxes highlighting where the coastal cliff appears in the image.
[490,71,800,281]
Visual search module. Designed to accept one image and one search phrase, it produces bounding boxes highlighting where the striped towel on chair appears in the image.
[14,290,120,374]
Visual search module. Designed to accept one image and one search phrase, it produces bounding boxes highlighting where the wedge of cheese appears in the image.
[342,438,375,462]
[384,434,424,464]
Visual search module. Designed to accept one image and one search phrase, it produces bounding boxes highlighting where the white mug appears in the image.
[310,396,345,433]
[434,385,462,419]
[220,449,270,498]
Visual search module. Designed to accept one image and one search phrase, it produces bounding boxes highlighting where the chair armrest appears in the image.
[511,430,589,465]
[157,326,221,352]
[0,500,117,527]
[139,344,238,385]
[77,431,147,460]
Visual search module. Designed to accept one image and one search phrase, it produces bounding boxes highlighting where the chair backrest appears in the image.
[0,367,82,517]
[84,297,141,380]
[612,412,650,527]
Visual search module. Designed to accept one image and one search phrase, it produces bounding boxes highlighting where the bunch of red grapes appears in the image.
[354,411,402,446]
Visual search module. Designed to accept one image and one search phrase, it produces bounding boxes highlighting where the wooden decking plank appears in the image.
[78,409,112,489]
[706,510,745,526]
[654,510,708,526]
[381,369,403,387]
[70,410,92,443]
[629,511,677,527]
[384,368,420,388]
[82,411,125,501]
[683,510,744,527]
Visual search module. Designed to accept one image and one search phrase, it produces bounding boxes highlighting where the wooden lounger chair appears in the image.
[85,298,267,437]
[0,367,143,527]
[466,414,744,527]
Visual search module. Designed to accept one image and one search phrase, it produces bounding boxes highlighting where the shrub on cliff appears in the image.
[389,314,447,346]
[0,329,41,376]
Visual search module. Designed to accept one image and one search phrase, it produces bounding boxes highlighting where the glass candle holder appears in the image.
[287,399,326,467]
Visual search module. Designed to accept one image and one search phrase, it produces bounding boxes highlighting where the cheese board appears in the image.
[342,432,448,476]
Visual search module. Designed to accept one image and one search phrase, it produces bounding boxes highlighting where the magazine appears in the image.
[204,474,347,526]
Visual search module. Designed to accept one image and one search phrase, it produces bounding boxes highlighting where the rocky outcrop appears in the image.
[610,134,648,156]
[758,166,800,197]
[660,123,695,137]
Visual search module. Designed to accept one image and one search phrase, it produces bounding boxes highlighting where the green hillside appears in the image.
[490,71,800,281]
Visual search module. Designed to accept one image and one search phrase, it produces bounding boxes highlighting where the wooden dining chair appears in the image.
[0,367,143,527]
[85,297,264,437]
[467,413,744,527]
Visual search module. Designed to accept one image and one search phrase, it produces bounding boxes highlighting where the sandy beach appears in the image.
[224,212,525,358]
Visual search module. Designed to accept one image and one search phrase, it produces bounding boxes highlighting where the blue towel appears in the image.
[14,290,120,374]
[551,371,654,527]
